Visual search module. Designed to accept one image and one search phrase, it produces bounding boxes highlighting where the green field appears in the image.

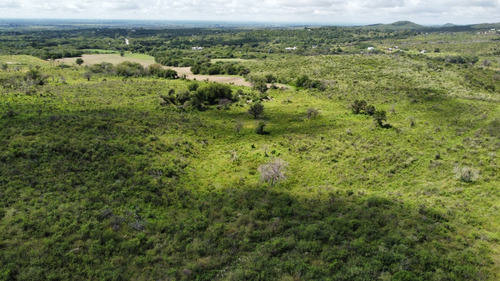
[0,24,499,280]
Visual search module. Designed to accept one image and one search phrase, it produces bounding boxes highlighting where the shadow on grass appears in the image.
[0,96,492,281]
[0,183,491,280]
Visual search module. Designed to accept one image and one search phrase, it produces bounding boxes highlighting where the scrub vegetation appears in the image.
[0,21,499,280]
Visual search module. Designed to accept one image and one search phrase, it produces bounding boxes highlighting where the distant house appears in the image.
[367,47,375,51]
[285,47,297,50]
[420,50,427,54]
[388,48,393,51]
[192,47,204,50]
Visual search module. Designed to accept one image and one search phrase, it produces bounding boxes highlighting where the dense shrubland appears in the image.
[0,22,499,280]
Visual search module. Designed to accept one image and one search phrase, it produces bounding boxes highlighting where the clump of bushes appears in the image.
[89,62,116,74]
[306,108,320,119]
[454,166,479,182]
[294,75,326,91]
[372,110,387,127]
[350,99,388,127]
[434,55,479,65]
[24,69,48,86]
[116,61,145,77]
[191,61,248,76]
[249,76,269,94]
[153,50,208,67]
[147,63,178,79]
[99,61,179,79]
[255,121,268,135]
[349,99,377,116]
[160,82,234,110]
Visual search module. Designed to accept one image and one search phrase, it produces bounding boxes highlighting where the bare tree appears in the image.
[258,158,288,185]
[235,121,243,135]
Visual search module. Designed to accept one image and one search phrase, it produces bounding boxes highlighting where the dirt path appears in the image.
[169,67,252,86]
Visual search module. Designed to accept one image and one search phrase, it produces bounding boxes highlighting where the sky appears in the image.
[1,0,499,25]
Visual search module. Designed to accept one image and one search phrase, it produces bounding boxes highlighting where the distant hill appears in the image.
[469,22,500,29]
[361,21,424,30]
[356,21,500,32]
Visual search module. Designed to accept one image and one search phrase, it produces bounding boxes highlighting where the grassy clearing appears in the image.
[56,53,156,67]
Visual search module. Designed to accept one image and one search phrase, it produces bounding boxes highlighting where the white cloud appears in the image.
[0,1,21,8]
[0,0,499,25]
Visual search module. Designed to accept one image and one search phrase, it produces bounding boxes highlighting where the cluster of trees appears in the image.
[89,61,179,79]
[295,74,326,90]
[433,55,479,65]
[152,50,209,67]
[0,68,48,91]
[190,61,249,76]
[350,100,388,127]
[23,69,48,86]
[160,82,234,110]
[38,48,83,60]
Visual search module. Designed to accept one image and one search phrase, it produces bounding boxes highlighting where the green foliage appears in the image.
[255,120,268,135]
[194,83,233,106]
[116,61,145,77]
[82,71,92,81]
[147,63,178,79]
[350,100,368,114]
[159,82,233,109]
[0,22,499,280]
[248,101,264,119]
[24,69,47,86]
[75,57,84,66]
[89,62,116,74]
[190,61,247,76]
[373,110,387,127]
[434,55,480,65]
[250,76,268,93]
[350,100,376,116]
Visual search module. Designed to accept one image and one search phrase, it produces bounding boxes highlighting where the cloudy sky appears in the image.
[1,0,499,25]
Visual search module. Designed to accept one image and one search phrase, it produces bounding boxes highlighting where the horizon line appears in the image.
[1,18,499,27]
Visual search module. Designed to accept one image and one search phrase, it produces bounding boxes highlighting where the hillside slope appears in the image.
[0,54,498,280]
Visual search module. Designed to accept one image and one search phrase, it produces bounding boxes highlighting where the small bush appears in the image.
[350,100,367,114]
[454,166,479,182]
[82,71,92,81]
[364,105,375,116]
[373,110,387,127]
[250,76,268,93]
[234,121,243,135]
[255,121,268,135]
[248,102,264,119]
[258,158,288,185]
[306,108,320,119]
